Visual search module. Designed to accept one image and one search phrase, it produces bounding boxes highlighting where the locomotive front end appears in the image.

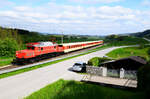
[12,50,27,65]
[16,50,26,59]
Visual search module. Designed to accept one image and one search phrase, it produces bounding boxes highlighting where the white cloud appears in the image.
[97,6,133,15]
[142,0,150,6]
[68,0,122,4]
[14,6,31,12]
[0,3,150,35]
[0,0,14,8]
[0,11,19,18]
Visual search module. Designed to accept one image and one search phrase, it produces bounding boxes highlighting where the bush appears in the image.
[137,64,150,98]
[99,57,111,64]
[0,38,19,57]
[88,57,111,67]
[139,44,145,49]
[88,57,100,66]
[147,48,150,56]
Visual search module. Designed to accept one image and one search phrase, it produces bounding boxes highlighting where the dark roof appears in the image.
[118,56,147,64]
[102,56,147,65]
[101,56,147,70]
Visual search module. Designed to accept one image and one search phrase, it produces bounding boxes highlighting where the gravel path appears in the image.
[0,46,123,99]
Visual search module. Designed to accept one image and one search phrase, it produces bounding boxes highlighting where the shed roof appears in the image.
[101,56,147,70]
[102,56,146,65]
[119,56,147,64]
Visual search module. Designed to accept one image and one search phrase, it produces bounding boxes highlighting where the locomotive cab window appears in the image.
[58,45,63,47]
[27,46,35,50]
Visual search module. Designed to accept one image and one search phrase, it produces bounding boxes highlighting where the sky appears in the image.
[0,0,150,35]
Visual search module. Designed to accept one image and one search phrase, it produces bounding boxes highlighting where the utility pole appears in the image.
[61,31,63,44]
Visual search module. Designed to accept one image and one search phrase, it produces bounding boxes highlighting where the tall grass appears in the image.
[25,79,145,99]
[0,57,13,67]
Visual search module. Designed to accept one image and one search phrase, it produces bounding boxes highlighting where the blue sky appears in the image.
[0,0,150,35]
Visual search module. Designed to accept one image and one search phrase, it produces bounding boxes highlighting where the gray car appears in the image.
[72,62,86,72]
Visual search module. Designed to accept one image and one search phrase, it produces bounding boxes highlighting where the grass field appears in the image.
[25,79,145,99]
[106,46,149,60]
[0,57,14,67]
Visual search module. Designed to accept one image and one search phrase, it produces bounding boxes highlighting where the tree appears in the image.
[139,43,145,49]
[88,57,111,67]
[147,48,150,56]
[0,38,19,57]
[137,64,150,98]
[88,57,100,67]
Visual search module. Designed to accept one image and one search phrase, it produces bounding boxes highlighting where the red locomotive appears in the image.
[12,40,103,64]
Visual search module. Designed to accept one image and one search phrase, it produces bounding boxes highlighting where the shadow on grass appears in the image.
[81,80,136,91]
[25,79,145,99]
[52,80,144,99]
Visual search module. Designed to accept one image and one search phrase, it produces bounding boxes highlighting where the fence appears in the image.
[107,69,120,78]
[86,66,103,76]
[124,70,137,80]
[86,66,137,80]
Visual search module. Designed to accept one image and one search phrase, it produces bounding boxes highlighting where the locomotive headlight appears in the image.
[16,52,19,55]
[16,51,21,54]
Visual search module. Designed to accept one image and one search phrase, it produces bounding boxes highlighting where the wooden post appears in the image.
[120,68,125,78]
[102,67,107,77]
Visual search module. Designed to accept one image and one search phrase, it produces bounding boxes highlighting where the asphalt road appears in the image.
[0,46,123,99]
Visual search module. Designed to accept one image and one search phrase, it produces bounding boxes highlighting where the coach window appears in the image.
[32,47,35,50]
[38,47,40,51]
[54,46,56,49]
[41,48,43,51]
[58,45,63,47]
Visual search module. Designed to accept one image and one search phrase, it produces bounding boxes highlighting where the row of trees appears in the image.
[104,35,149,46]
[13,28,96,44]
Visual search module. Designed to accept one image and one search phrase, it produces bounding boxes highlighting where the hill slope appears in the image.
[130,29,150,38]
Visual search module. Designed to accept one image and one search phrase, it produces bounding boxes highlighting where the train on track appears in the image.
[12,40,103,65]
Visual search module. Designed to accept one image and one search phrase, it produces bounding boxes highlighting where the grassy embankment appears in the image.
[25,79,145,99]
[0,57,14,67]
[106,46,150,60]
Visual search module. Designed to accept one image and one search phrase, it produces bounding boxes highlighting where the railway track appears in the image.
[0,44,103,74]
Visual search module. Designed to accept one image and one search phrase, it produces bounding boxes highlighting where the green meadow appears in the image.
[106,46,149,60]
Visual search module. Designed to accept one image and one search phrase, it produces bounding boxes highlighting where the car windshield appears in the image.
[74,63,82,66]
